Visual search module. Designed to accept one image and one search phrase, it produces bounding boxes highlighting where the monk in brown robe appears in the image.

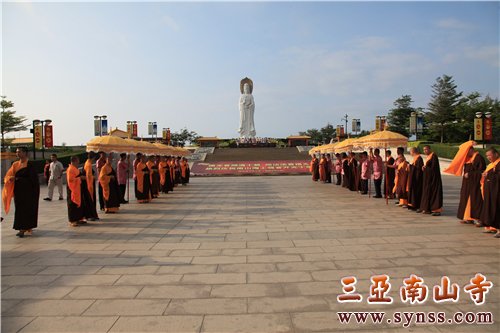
[67,156,85,227]
[393,156,409,207]
[159,156,169,194]
[310,155,319,181]
[319,154,327,183]
[169,157,176,191]
[81,152,99,221]
[384,150,395,199]
[444,141,486,224]
[180,157,189,186]
[99,155,120,213]
[407,147,424,211]
[2,147,40,238]
[135,154,151,203]
[147,156,160,198]
[420,145,443,216]
[348,152,359,192]
[480,148,500,238]
[341,153,349,188]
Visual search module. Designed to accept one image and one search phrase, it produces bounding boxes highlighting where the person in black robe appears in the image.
[348,152,358,192]
[384,150,395,199]
[419,145,443,216]
[457,148,486,224]
[175,157,182,185]
[407,147,424,211]
[148,156,160,198]
[2,147,40,238]
[341,153,349,188]
[325,154,332,183]
[165,156,174,192]
[480,148,500,238]
[135,155,151,203]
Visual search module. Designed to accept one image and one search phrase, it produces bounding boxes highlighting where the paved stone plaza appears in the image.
[1,175,499,332]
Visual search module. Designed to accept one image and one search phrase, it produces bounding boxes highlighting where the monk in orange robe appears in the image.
[180,158,189,186]
[2,147,40,238]
[393,156,409,207]
[135,154,151,203]
[67,156,84,226]
[147,156,160,198]
[310,155,319,181]
[99,155,120,213]
[81,152,99,221]
[319,154,327,183]
[480,147,500,237]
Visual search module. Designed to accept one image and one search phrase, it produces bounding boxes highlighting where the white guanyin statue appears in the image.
[238,77,256,139]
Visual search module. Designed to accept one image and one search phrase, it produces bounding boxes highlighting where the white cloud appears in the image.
[464,45,499,67]
[161,15,180,31]
[435,18,475,30]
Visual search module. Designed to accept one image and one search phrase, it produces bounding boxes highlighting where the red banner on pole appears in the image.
[44,125,53,148]
[484,118,493,141]
[34,125,43,149]
[133,124,138,137]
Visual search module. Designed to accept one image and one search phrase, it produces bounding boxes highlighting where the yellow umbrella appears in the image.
[320,142,339,153]
[358,130,408,149]
[308,145,322,155]
[334,138,362,153]
[86,136,131,154]
[152,142,176,155]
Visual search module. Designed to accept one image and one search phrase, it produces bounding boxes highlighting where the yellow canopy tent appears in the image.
[86,136,132,154]
[320,142,339,154]
[308,146,322,155]
[357,130,408,150]
[334,138,362,153]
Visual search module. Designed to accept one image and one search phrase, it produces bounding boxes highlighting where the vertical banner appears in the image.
[101,119,108,135]
[409,115,416,134]
[153,123,158,136]
[44,125,53,148]
[484,118,493,141]
[474,118,483,141]
[351,119,361,133]
[380,118,386,130]
[94,119,101,136]
[133,123,138,137]
[148,123,153,135]
[34,125,43,149]
[375,118,380,131]
[127,123,132,137]
[416,115,424,133]
[162,128,167,140]
[166,128,171,145]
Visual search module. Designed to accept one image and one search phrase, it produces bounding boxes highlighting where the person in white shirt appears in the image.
[44,154,64,201]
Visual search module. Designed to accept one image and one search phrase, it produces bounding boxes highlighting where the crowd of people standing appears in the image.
[310,143,499,238]
[2,147,191,237]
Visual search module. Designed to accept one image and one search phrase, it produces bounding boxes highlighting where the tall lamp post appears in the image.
[94,115,107,136]
[475,109,493,149]
[148,122,157,139]
[31,119,52,160]
[341,114,349,137]
[352,118,360,136]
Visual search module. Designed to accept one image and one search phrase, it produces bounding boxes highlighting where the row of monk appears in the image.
[310,144,499,238]
[2,147,191,237]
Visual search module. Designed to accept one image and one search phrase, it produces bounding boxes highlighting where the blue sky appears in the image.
[3,1,499,145]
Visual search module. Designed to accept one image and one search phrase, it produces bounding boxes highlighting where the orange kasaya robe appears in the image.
[2,160,28,214]
[146,161,155,184]
[180,160,188,178]
[84,159,94,200]
[393,160,409,205]
[159,161,168,186]
[135,161,151,202]
[99,162,119,212]
[67,164,82,207]
[319,158,326,182]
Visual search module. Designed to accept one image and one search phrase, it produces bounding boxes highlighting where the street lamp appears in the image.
[475,109,493,148]
[127,120,137,139]
[148,122,157,139]
[31,119,52,160]
[341,114,349,137]
[352,118,360,136]
[94,115,107,136]
[375,116,386,132]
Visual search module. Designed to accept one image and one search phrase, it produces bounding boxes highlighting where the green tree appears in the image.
[170,127,200,147]
[426,75,462,143]
[1,96,28,151]
[300,123,337,144]
[387,95,414,137]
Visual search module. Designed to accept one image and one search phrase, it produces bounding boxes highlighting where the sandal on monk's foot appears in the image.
[431,212,441,216]
[16,231,25,238]
[422,211,431,215]
[483,229,496,234]
[68,222,79,227]
[494,233,500,238]
[460,220,474,224]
